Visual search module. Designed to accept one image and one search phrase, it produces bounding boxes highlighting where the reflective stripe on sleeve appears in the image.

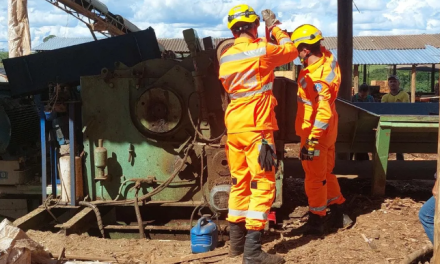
[325,60,337,83]
[313,120,329,130]
[279,38,293,45]
[297,97,312,105]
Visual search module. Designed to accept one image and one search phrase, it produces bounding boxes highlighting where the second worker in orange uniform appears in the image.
[290,24,353,236]
[219,4,298,264]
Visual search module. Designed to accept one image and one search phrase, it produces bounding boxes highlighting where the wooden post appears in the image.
[435,101,440,263]
[393,65,397,75]
[353,65,359,95]
[337,0,353,100]
[411,64,416,103]
[432,64,436,92]
[363,64,367,84]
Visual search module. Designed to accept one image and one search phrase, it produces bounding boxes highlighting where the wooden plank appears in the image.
[54,207,94,235]
[379,115,438,122]
[372,125,391,197]
[13,207,50,230]
[411,64,416,103]
[156,248,229,264]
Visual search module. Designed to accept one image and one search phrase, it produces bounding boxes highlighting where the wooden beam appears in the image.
[353,65,359,94]
[337,0,353,100]
[372,125,391,197]
[363,64,367,84]
[411,64,416,103]
[54,207,94,235]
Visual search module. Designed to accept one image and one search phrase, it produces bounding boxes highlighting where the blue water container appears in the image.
[190,214,218,254]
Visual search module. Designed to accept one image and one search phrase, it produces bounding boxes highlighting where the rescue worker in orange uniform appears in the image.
[290,24,353,235]
[219,4,297,264]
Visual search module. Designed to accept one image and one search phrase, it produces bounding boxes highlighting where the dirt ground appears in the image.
[27,175,435,264]
[25,143,438,264]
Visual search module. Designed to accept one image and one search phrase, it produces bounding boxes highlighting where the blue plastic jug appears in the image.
[190,214,218,254]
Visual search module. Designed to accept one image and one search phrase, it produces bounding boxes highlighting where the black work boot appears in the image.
[290,213,326,236]
[242,230,285,264]
[229,222,247,257]
[328,204,354,229]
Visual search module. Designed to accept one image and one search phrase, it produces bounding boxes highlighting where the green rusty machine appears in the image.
[13,29,296,238]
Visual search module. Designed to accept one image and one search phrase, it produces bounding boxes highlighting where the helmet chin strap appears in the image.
[301,50,311,66]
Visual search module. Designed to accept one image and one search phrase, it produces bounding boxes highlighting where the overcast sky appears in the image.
[1,0,440,51]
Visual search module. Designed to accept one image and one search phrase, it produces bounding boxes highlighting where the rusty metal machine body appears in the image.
[80,29,295,211]
[10,28,297,237]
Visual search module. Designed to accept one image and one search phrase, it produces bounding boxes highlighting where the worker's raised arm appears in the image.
[309,81,333,140]
[263,27,298,68]
[261,9,298,68]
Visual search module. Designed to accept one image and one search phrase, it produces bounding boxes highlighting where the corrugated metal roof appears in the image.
[328,45,440,65]
[34,37,95,51]
[161,34,440,52]
[322,34,440,50]
[33,36,440,65]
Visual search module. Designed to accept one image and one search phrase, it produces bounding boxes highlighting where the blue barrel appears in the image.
[190,214,218,254]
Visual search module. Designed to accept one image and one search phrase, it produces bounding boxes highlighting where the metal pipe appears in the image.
[69,103,76,206]
[35,95,47,203]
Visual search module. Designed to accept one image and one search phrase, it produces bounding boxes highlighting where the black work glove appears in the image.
[258,139,277,171]
[300,138,318,161]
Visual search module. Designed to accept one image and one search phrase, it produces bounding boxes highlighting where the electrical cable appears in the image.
[187,91,226,142]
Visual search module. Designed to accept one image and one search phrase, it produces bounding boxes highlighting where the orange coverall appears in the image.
[296,46,345,216]
[219,27,297,230]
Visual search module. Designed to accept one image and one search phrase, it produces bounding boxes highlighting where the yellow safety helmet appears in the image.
[227,4,260,29]
[291,24,323,48]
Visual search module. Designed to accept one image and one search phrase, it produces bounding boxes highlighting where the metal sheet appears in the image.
[3,28,161,97]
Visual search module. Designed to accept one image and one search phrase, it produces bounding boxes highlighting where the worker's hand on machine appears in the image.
[258,139,277,171]
[261,9,281,32]
[300,138,318,161]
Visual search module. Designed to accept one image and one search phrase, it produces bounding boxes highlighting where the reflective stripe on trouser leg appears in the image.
[245,131,276,230]
[325,143,345,206]
[301,138,328,216]
[226,134,251,223]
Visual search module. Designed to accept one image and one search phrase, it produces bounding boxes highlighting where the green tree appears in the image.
[43,35,56,43]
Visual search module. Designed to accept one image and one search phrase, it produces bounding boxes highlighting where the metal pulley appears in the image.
[134,87,183,134]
